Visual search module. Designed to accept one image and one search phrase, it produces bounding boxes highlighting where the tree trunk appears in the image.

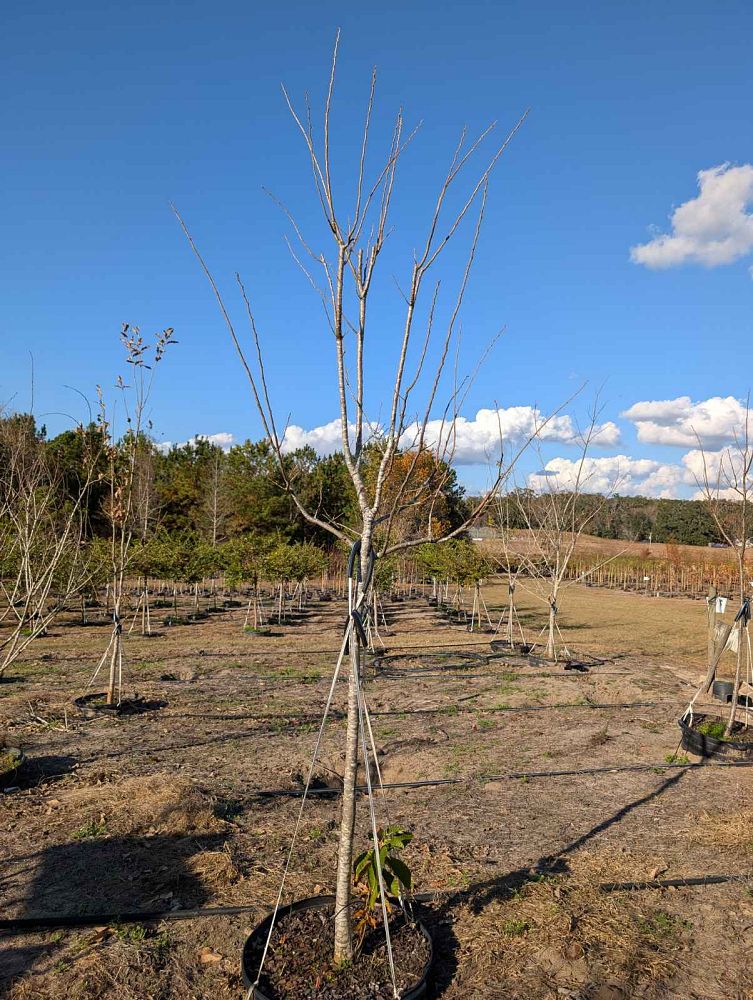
[707,586,717,669]
[333,531,372,967]
[105,624,119,704]
[725,620,745,737]
[333,579,362,965]
[546,600,557,661]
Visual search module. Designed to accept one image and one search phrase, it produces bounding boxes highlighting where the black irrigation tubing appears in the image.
[4,870,752,936]
[165,700,671,724]
[252,759,753,799]
[0,904,262,934]
[600,873,753,892]
[12,637,502,668]
[376,670,630,681]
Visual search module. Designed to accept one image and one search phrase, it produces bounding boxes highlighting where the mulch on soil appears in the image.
[249,904,430,1000]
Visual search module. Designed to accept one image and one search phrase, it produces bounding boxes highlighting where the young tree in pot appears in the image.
[169,533,214,618]
[288,542,328,613]
[262,542,298,625]
[451,540,493,632]
[177,33,530,979]
[695,404,753,737]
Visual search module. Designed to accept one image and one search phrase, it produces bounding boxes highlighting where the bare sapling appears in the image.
[88,325,175,705]
[176,32,534,970]
[502,405,622,662]
[0,415,102,677]
[696,401,753,736]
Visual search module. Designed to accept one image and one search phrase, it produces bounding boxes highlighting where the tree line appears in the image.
[491,491,723,547]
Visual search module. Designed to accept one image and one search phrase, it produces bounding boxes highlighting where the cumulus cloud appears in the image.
[527,455,689,499]
[281,419,351,456]
[631,163,753,271]
[622,395,748,448]
[681,446,753,499]
[157,432,235,453]
[281,407,620,464]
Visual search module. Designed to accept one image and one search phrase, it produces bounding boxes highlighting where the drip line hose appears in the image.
[163,699,672,724]
[14,637,507,668]
[253,758,753,799]
[3,871,751,936]
[0,904,262,934]
[599,873,753,892]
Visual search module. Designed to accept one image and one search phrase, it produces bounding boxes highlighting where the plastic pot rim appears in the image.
[241,894,433,1000]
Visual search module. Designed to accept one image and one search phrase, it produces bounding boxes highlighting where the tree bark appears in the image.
[546,600,557,660]
[725,621,745,737]
[333,579,362,965]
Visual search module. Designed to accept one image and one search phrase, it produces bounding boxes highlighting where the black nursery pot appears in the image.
[712,680,734,703]
[678,713,753,759]
[0,747,25,788]
[73,692,121,718]
[73,693,166,718]
[489,639,534,655]
[241,895,434,1000]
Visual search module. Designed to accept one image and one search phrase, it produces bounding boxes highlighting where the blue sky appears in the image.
[2,0,753,496]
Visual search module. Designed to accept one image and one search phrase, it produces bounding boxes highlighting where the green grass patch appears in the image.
[637,911,690,939]
[501,918,530,936]
[73,818,107,840]
[696,719,728,740]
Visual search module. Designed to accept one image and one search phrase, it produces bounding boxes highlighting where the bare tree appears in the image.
[502,408,622,662]
[695,403,753,736]
[86,325,175,705]
[203,446,227,548]
[176,34,534,969]
[0,415,101,676]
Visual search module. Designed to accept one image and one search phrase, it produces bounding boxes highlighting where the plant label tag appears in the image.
[716,596,728,614]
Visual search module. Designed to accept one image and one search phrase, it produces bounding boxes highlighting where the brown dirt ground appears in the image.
[1,581,753,1000]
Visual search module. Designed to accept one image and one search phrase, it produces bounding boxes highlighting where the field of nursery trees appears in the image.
[4,29,753,1000]
[4,388,753,1000]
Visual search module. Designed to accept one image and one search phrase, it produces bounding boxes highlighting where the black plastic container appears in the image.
[490,639,533,656]
[678,713,753,759]
[241,895,433,1000]
[0,747,24,787]
[712,680,734,703]
[73,693,166,718]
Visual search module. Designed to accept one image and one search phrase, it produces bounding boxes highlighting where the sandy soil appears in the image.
[1,581,752,1000]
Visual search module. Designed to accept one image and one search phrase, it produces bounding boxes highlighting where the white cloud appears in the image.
[281,419,352,456]
[157,432,235,453]
[527,454,695,499]
[682,447,753,499]
[631,163,753,271]
[281,407,620,465]
[622,395,749,448]
[527,455,687,498]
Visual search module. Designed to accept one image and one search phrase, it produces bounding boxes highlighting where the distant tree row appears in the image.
[3,413,729,556]
[2,415,468,552]
[490,492,723,547]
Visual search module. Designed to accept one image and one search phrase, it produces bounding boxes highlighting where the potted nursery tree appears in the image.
[177,33,532,998]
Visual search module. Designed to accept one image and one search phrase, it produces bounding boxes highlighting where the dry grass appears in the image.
[185,848,242,890]
[448,850,690,998]
[691,808,753,852]
[58,773,225,837]
[7,932,242,1000]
